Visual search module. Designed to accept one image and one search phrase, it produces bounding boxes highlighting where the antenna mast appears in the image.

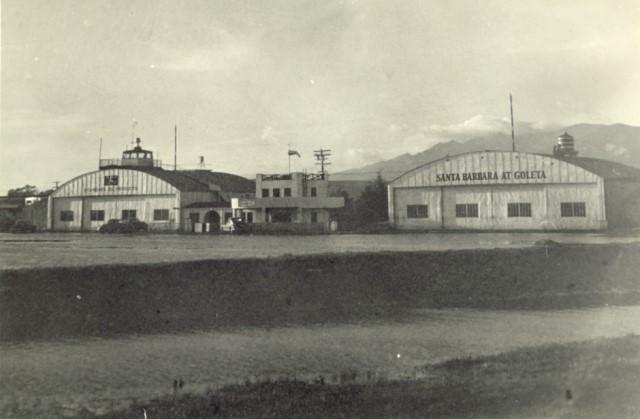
[98,137,103,166]
[313,148,332,179]
[510,93,516,152]
[174,125,178,171]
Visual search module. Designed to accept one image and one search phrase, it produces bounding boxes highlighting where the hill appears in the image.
[333,124,640,181]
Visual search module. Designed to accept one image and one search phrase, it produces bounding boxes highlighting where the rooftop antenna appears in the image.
[98,137,103,166]
[313,148,332,179]
[174,125,177,171]
[131,119,138,147]
[199,156,205,169]
[510,93,516,152]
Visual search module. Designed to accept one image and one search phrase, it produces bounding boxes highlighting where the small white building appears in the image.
[47,139,253,232]
[231,172,344,229]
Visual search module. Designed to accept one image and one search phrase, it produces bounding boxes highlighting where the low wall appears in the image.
[1,243,639,342]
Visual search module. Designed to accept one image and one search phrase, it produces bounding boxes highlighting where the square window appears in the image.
[508,203,532,217]
[456,204,478,218]
[60,210,74,222]
[561,202,586,217]
[154,209,169,221]
[122,209,137,220]
[407,205,428,218]
[262,189,269,198]
[284,187,292,197]
[272,188,281,198]
[90,210,105,221]
[104,175,119,186]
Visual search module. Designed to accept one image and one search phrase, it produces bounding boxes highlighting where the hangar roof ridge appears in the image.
[389,150,552,183]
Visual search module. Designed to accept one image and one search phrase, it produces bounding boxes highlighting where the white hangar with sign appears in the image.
[47,139,254,232]
[388,133,640,231]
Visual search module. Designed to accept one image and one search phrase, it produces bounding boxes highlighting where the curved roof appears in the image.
[52,167,254,198]
[177,170,255,193]
[567,157,640,181]
[390,150,602,188]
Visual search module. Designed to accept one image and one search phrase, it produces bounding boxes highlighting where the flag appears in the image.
[288,150,301,157]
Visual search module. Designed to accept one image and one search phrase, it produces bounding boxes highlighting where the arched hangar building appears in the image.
[47,139,254,232]
[388,137,640,231]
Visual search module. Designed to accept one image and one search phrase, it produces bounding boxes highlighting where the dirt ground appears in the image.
[88,334,640,419]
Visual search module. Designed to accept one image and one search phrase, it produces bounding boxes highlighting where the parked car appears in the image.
[221,217,250,234]
[99,219,148,234]
[8,220,37,233]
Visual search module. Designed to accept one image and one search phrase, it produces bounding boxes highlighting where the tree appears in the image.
[353,173,388,224]
[7,184,38,197]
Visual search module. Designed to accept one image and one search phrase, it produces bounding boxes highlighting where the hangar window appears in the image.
[122,209,137,221]
[90,210,105,221]
[508,203,532,217]
[456,204,479,218]
[60,210,74,222]
[561,202,586,217]
[104,175,119,186]
[154,209,170,221]
[407,205,429,218]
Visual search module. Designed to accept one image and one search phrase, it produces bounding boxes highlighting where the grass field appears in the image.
[88,334,640,418]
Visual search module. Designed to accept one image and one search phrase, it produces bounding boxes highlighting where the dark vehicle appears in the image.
[99,219,148,234]
[221,217,250,234]
[8,220,37,233]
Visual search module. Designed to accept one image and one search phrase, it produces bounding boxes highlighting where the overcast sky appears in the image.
[2,0,639,192]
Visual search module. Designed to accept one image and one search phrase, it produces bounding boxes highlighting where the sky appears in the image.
[2,0,639,192]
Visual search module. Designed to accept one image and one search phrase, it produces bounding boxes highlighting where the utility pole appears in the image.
[510,93,516,152]
[313,148,332,179]
[174,125,178,171]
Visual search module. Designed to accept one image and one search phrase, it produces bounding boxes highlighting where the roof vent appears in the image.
[553,132,578,158]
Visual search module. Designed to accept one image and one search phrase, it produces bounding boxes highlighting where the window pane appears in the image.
[284,188,292,197]
[272,188,280,197]
[520,203,531,217]
[574,203,586,217]
[468,204,478,217]
[262,189,269,197]
[154,209,169,221]
[310,187,317,197]
[508,203,518,217]
[455,204,466,217]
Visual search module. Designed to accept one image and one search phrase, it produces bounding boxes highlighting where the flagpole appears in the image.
[288,144,291,174]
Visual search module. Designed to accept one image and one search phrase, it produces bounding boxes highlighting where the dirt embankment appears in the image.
[1,243,639,342]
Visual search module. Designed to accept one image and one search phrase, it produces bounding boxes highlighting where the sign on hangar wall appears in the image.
[390,151,601,188]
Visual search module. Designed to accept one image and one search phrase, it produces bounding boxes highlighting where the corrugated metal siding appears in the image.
[52,169,178,198]
[390,151,600,188]
[389,151,607,230]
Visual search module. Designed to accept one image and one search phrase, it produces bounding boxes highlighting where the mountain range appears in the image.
[333,124,640,181]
